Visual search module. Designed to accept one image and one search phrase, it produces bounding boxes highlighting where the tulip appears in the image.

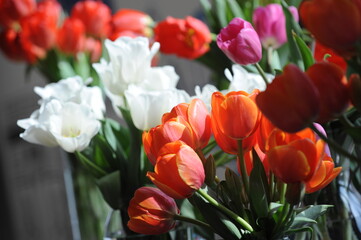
[0,28,27,61]
[128,187,179,235]
[147,141,205,199]
[305,155,342,193]
[162,98,212,149]
[57,17,86,55]
[20,10,57,62]
[71,0,112,38]
[0,0,36,28]
[348,74,361,112]
[36,0,62,27]
[154,16,211,59]
[211,91,260,140]
[314,42,347,73]
[110,8,153,41]
[17,99,100,153]
[84,37,102,62]
[211,115,238,154]
[253,3,299,49]
[217,17,262,65]
[267,138,324,183]
[256,64,320,133]
[306,62,349,123]
[299,0,361,57]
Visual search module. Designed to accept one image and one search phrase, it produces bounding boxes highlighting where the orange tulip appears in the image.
[154,16,211,59]
[57,17,85,55]
[306,62,349,123]
[256,64,320,133]
[212,91,260,140]
[110,9,153,41]
[305,155,342,193]
[267,138,324,183]
[71,0,111,38]
[162,98,211,149]
[147,141,205,199]
[128,187,179,235]
[300,0,361,57]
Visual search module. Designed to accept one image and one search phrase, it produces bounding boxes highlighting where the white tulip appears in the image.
[34,76,105,119]
[125,85,190,131]
[17,99,100,153]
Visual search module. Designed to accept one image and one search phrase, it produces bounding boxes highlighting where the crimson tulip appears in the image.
[147,141,205,199]
[314,42,347,73]
[306,62,349,123]
[57,17,85,55]
[154,16,211,59]
[217,17,262,65]
[256,64,320,133]
[71,0,111,38]
[300,0,361,57]
[128,187,179,235]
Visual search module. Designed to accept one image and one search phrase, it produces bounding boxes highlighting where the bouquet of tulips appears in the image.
[3,0,361,239]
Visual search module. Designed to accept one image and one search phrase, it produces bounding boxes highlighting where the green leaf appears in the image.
[96,171,121,210]
[282,1,304,70]
[227,0,245,19]
[205,154,216,185]
[293,34,314,70]
[290,205,333,229]
[249,150,269,219]
[191,193,242,240]
[75,151,106,178]
[215,0,228,27]
[73,52,91,79]
[58,60,76,79]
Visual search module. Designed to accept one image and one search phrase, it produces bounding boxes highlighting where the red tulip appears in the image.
[154,16,211,59]
[20,10,57,62]
[300,0,361,57]
[217,17,262,65]
[71,0,111,38]
[57,17,85,55]
[348,74,361,112]
[147,141,205,199]
[0,0,36,28]
[84,37,102,62]
[0,28,27,61]
[314,42,347,73]
[128,187,179,235]
[36,0,62,27]
[212,91,260,140]
[110,8,153,41]
[256,64,320,133]
[306,62,349,123]
[305,155,342,193]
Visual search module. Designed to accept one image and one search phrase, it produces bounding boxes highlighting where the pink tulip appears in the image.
[253,3,299,49]
[217,17,262,65]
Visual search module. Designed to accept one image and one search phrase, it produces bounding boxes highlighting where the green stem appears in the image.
[197,189,254,232]
[279,182,287,204]
[237,140,249,195]
[173,214,213,231]
[255,62,269,86]
[75,151,107,176]
[309,124,360,164]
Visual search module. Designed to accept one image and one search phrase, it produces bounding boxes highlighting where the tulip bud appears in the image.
[348,74,361,112]
[256,64,320,133]
[128,187,180,235]
[147,141,205,199]
[217,17,262,65]
[154,16,211,59]
[253,3,299,49]
[300,0,361,57]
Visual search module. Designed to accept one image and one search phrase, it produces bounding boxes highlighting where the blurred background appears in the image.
[0,0,211,239]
